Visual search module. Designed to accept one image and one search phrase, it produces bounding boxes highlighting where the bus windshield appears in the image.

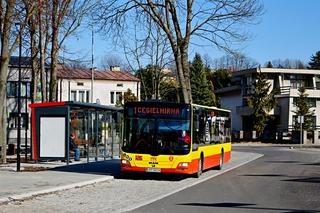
[122,118,191,155]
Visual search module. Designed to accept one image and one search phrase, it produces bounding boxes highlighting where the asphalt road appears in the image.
[130,146,320,213]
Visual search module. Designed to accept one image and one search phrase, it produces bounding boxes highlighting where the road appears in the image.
[131,146,320,213]
[1,146,319,213]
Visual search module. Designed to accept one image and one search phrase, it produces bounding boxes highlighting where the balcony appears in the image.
[277,86,320,98]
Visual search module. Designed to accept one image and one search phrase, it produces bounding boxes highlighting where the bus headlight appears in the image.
[178,162,189,168]
[121,159,131,167]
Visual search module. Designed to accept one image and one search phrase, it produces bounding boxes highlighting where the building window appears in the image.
[79,91,85,102]
[77,82,84,86]
[116,92,123,104]
[117,83,123,87]
[293,115,316,127]
[7,81,30,98]
[293,98,317,108]
[71,90,77,101]
[8,113,28,129]
[110,92,114,104]
[308,98,316,107]
[86,91,90,103]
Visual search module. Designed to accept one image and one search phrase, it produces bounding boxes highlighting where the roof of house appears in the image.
[57,65,140,82]
[9,56,50,68]
[233,67,320,77]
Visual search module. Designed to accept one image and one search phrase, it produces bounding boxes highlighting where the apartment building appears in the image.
[215,67,320,144]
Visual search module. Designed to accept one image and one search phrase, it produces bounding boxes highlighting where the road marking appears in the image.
[120,153,263,213]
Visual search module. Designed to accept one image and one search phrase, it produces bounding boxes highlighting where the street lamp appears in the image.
[15,22,22,172]
[91,28,94,103]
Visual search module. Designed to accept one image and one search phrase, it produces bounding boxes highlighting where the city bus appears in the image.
[120,101,231,177]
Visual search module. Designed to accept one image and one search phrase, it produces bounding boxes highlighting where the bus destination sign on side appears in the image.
[134,107,180,115]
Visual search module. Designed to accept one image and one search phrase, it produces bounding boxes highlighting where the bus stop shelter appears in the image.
[29,101,122,164]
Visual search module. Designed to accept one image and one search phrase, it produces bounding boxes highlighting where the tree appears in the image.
[247,71,278,138]
[49,0,92,101]
[266,61,273,68]
[0,0,34,163]
[308,51,320,70]
[116,88,138,107]
[159,80,179,102]
[293,87,315,131]
[212,53,259,71]
[123,88,138,103]
[94,0,263,104]
[190,53,215,106]
[271,58,306,69]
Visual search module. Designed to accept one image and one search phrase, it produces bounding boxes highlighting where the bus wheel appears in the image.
[217,150,224,170]
[195,156,203,178]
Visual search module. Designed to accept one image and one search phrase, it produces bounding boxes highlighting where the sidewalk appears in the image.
[0,159,120,204]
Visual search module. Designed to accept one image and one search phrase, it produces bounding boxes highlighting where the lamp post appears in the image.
[91,28,94,103]
[15,22,22,172]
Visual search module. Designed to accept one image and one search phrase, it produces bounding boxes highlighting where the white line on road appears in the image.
[120,153,264,213]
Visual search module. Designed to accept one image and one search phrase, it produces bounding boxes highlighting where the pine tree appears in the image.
[293,87,315,131]
[247,71,278,138]
[190,53,215,106]
[308,51,320,70]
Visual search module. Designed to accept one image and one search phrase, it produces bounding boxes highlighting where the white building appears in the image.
[215,67,320,144]
[57,65,140,105]
[6,57,33,147]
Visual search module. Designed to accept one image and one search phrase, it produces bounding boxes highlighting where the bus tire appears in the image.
[217,150,224,170]
[195,155,203,178]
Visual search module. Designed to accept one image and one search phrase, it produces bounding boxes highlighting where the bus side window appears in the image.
[192,109,200,151]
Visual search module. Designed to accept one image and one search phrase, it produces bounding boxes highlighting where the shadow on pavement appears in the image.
[50,160,121,176]
[116,172,188,181]
[282,177,320,184]
[264,160,301,164]
[177,202,318,213]
[240,174,286,177]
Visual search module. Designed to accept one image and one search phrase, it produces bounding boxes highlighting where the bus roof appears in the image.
[124,101,230,113]
[191,103,231,113]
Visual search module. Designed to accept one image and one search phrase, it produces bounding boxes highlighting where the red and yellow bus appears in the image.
[120,102,231,177]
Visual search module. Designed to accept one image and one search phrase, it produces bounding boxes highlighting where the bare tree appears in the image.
[212,53,259,71]
[271,58,306,69]
[93,0,263,103]
[49,0,92,101]
[100,54,130,71]
[0,0,34,163]
[123,18,173,100]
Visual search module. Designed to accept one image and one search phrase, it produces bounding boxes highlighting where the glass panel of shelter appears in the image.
[70,109,118,162]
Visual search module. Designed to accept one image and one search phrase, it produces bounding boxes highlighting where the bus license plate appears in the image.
[146,168,161,173]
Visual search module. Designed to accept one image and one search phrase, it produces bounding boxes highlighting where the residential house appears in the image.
[57,65,140,105]
[6,57,33,146]
[215,67,320,144]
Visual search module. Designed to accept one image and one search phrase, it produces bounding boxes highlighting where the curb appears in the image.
[0,176,114,205]
[120,153,264,213]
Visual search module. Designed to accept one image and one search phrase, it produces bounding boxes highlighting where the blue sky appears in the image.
[65,0,320,68]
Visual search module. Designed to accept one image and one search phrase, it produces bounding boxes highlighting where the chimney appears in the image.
[110,66,120,71]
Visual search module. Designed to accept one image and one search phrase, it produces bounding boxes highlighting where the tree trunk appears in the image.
[49,0,58,102]
[30,17,38,104]
[0,60,9,163]
[173,47,190,104]
[181,44,192,103]
[0,0,15,163]
[38,0,47,102]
